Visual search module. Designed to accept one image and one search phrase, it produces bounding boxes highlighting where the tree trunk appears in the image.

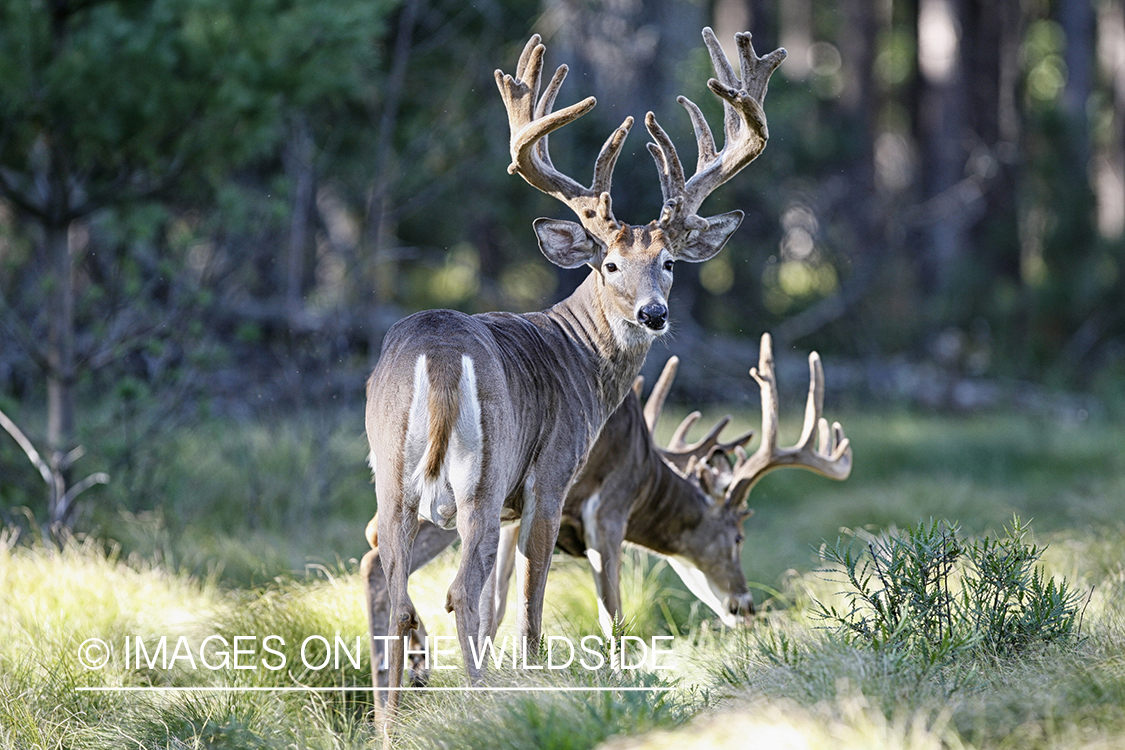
[1094,0,1124,241]
[916,0,970,299]
[45,221,76,526]
[364,0,423,308]
[286,117,316,316]
[1060,0,1094,168]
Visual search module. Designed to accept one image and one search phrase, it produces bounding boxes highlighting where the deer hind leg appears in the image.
[375,488,420,734]
[435,352,505,682]
[447,502,500,683]
[363,517,458,708]
[360,547,389,712]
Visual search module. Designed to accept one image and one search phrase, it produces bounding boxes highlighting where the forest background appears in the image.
[1,0,1124,536]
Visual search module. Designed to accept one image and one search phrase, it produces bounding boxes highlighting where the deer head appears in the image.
[495,29,786,341]
[633,358,756,623]
[640,335,852,621]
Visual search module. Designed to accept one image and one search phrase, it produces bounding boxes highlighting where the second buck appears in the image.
[365,27,784,732]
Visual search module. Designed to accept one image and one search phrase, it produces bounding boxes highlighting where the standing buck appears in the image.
[365,28,784,731]
[361,335,850,697]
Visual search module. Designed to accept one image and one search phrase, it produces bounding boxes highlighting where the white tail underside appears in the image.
[403,354,483,530]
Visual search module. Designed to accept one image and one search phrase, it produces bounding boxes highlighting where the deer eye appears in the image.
[663,260,674,272]
[735,534,744,545]
[604,262,618,273]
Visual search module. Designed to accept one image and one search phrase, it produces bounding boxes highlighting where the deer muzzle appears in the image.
[636,302,668,331]
[727,592,756,619]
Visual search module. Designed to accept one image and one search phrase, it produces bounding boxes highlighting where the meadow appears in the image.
[2,404,1124,749]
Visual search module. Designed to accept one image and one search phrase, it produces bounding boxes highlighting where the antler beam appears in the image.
[647,28,786,240]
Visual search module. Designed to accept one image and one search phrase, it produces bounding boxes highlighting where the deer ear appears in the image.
[533,218,603,269]
[675,210,744,263]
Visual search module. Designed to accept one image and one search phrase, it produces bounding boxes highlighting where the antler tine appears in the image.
[662,411,754,475]
[732,31,786,113]
[495,34,632,242]
[669,411,703,449]
[677,95,719,177]
[795,351,826,452]
[593,118,633,197]
[631,375,645,399]
[796,352,852,466]
[641,354,753,474]
[726,333,852,508]
[644,115,689,223]
[643,356,679,433]
[751,331,781,456]
[532,60,571,165]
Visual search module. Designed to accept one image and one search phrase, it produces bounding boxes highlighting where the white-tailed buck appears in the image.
[364,28,784,734]
[555,333,851,631]
[362,336,850,695]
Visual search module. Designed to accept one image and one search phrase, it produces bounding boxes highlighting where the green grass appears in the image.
[2,406,1124,748]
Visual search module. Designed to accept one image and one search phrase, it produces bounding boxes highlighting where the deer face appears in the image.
[665,500,755,626]
[534,217,743,344]
[600,225,676,336]
[534,219,674,341]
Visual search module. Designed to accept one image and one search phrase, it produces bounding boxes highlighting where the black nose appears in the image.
[637,303,668,330]
[730,596,756,617]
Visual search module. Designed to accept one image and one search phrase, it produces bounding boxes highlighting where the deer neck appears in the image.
[545,270,653,419]
[624,461,708,556]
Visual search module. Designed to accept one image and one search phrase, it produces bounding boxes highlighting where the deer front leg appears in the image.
[583,502,628,639]
[514,489,566,655]
[486,523,520,636]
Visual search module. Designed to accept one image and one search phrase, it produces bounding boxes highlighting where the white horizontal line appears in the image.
[76,685,676,693]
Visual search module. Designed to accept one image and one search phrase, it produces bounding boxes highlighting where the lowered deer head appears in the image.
[653,334,851,622]
[366,29,782,740]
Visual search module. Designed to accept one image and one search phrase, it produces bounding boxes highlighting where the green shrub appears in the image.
[813,517,1086,665]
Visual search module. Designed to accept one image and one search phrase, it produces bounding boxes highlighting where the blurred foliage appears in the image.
[0,0,389,209]
[1,0,1125,528]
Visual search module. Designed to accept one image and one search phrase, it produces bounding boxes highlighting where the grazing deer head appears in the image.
[633,334,851,624]
[366,29,783,742]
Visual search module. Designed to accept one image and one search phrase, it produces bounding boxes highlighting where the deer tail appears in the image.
[421,353,462,481]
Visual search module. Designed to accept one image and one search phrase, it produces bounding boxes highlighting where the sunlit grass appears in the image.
[0,534,700,750]
[3,523,1125,749]
[599,692,969,750]
[3,407,1125,748]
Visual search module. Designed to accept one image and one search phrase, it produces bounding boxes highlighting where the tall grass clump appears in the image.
[0,532,383,750]
[813,517,1086,666]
